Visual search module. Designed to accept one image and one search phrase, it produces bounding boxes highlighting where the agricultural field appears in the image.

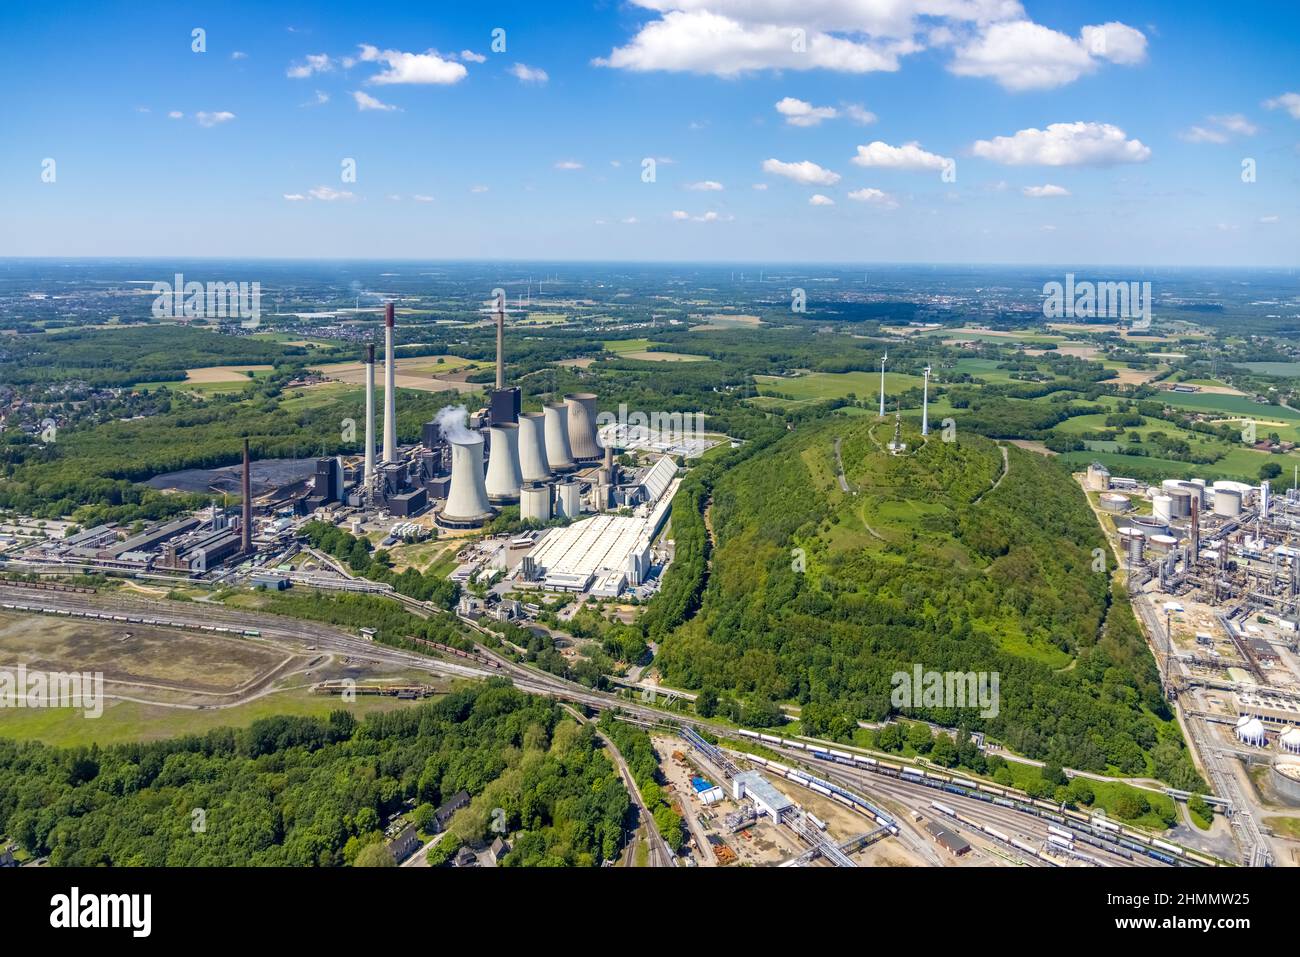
[754,370,923,405]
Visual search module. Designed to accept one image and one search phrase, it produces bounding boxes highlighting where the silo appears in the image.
[565,392,601,460]
[1152,494,1173,523]
[1148,534,1178,555]
[1119,527,1145,565]
[1214,488,1242,517]
[556,481,581,518]
[520,483,552,523]
[1099,493,1131,513]
[441,434,494,525]
[485,423,523,503]
[1167,488,1192,518]
[517,412,552,482]
[543,402,576,472]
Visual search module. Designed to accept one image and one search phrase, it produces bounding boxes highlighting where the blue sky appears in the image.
[1,0,1297,265]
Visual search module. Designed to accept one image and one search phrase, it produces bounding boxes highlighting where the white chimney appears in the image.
[383,302,397,463]
[364,343,376,485]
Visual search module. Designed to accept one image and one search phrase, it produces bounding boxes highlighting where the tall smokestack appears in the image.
[364,344,376,485]
[241,437,252,555]
[495,293,505,390]
[383,302,397,464]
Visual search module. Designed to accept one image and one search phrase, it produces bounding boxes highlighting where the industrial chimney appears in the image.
[364,343,376,485]
[241,437,252,554]
[565,392,600,460]
[543,402,576,472]
[442,433,494,525]
[485,422,523,503]
[517,411,552,482]
[382,302,397,463]
[495,293,505,390]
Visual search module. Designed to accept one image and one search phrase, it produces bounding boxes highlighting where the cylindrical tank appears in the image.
[1166,488,1192,518]
[1130,516,1169,535]
[520,483,552,523]
[565,392,601,460]
[1148,534,1178,555]
[517,412,552,483]
[1214,488,1242,517]
[1099,493,1131,513]
[485,423,523,503]
[543,402,576,472]
[1152,494,1173,523]
[1119,527,1145,564]
[556,481,581,518]
[442,435,494,524]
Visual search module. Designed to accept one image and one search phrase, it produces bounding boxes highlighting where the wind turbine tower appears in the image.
[921,365,931,436]
[879,351,888,417]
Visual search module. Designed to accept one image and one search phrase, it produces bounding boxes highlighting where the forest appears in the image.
[0,682,632,867]
[653,416,1204,789]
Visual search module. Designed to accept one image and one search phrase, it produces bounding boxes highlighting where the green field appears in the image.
[754,370,922,404]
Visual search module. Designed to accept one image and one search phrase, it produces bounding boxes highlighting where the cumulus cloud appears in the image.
[808,193,835,206]
[352,91,399,112]
[308,186,354,201]
[283,193,307,202]
[287,53,333,79]
[950,19,1146,90]
[412,194,435,202]
[594,3,1144,89]
[460,50,487,63]
[847,187,899,207]
[851,140,951,171]
[357,44,467,84]
[167,110,184,119]
[761,158,841,186]
[1180,113,1257,143]
[303,90,330,107]
[1264,92,1300,120]
[195,111,236,127]
[510,62,549,83]
[842,103,877,125]
[775,97,837,127]
[672,209,729,222]
[1022,183,1070,197]
[554,160,584,170]
[972,122,1151,166]
[686,180,724,190]
[231,51,248,60]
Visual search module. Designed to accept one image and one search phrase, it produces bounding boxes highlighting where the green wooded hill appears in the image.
[658,416,1200,785]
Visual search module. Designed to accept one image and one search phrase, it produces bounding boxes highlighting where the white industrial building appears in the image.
[527,513,654,593]
[732,771,794,824]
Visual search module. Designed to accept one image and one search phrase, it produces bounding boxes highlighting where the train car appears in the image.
[828,749,854,761]
[789,773,811,787]
[1151,839,1184,857]
[942,784,968,797]
[1048,825,1074,842]
[831,791,854,808]
[901,768,924,780]
[1091,816,1121,833]
[985,826,1010,844]
[930,801,956,817]
[1047,833,1073,850]
[807,744,828,754]
[1010,838,1037,855]
[923,770,947,782]
[953,778,978,790]
[768,761,790,775]
[758,733,781,744]
[810,782,833,798]
[808,813,827,831]
[855,755,877,767]
[876,760,902,776]
[736,728,760,739]
[993,797,1016,809]
[1150,850,1177,865]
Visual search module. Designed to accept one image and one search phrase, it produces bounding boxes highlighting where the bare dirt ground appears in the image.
[310,357,485,393]
[185,364,273,383]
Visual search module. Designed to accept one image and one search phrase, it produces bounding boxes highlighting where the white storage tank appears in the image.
[1118,527,1145,564]
[520,483,552,523]
[1166,488,1192,518]
[1235,716,1267,748]
[1148,534,1178,555]
[1152,494,1174,522]
[1214,488,1243,517]
[1099,493,1130,513]
[556,481,582,519]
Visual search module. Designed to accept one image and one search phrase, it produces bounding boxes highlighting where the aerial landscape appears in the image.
[0,0,1296,935]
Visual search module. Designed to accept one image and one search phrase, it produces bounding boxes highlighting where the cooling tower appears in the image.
[517,412,552,482]
[382,302,397,464]
[485,423,523,503]
[442,435,493,525]
[565,392,601,460]
[364,344,376,485]
[543,402,576,472]
[520,483,552,523]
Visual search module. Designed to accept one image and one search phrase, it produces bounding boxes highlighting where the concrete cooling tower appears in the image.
[565,392,600,460]
[543,402,576,472]
[442,435,493,525]
[485,423,523,503]
[517,412,552,483]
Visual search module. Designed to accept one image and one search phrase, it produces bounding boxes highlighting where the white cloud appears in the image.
[231,51,248,60]
[470,184,489,193]
[308,186,354,201]
[167,110,184,120]
[283,193,307,202]
[672,210,690,220]
[303,90,330,107]
[808,193,835,206]
[1214,114,1257,136]
[195,111,236,127]
[950,19,1146,91]
[460,50,487,63]
[412,194,435,202]
[972,122,1151,166]
[842,103,877,125]
[762,158,841,186]
[1179,125,1227,144]
[352,91,399,112]
[687,180,724,190]
[622,216,639,224]
[1265,92,1300,119]
[1260,215,1280,224]
[287,53,333,79]
[1180,113,1256,143]
[554,160,584,170]
[1022,183,1070,197]
[594,9,913,76]
[510,62,549,84]
[357,44,467,84]
[775,97,837,127]
[752,183,768,190]
[672,209,729,222]
[851,140,951,171]
[847,187,898,207]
